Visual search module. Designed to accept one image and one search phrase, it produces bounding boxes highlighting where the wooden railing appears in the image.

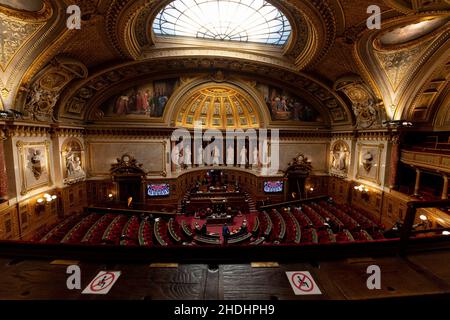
[400,199,450,254]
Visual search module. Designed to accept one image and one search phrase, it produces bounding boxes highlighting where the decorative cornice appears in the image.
[0,0,53,22]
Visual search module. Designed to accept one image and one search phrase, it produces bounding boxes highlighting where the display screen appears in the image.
[264,181,283,193]
[147,184,170,197]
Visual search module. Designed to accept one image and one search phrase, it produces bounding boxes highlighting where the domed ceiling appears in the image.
[175,86,260,129]
[153,0,291,45]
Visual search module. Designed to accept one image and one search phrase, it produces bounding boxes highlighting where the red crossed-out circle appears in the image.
[90,272,116,292]
[291,272,314,292]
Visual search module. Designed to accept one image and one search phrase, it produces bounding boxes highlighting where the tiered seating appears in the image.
[138,220,152,246]
[335,230,355,242]
[153,219,169,246]
[292,207,314,228]
[102,215,128,245]
[258,211,272,238]
[336,203,381,230]
[81,214,116,244]
[268,210,286,242]
[302,205,327,228]
[228,232,252,244]
[251,216,260,237]
[120,215,140,246]
[310,202,344,231]
[61,214,101,244]
[40,214,85,243]
[181,220,194,238]
[301,228,318,244]
[282,210,301,244]
[318,228,336,244]
[319,201,359,230]
[194,235,221,245]
[168,218,185,244]
[352,230,373,241]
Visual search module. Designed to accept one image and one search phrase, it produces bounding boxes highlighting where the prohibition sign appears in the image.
[291,272,314,292]
[90,272,116,292]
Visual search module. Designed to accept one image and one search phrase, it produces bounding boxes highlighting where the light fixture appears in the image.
[419,215,428,221]
[442,231,450,236]
[310,187,314,192]
[382,120,414,128]
[37,198,44,204]
[354,184,369,193]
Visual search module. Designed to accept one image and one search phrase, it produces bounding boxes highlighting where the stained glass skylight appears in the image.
[153,0,291,45]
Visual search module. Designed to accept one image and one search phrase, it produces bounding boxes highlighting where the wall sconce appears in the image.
[382,120,414,128]
[36,193,58,215]
[108,193,114,200]
[354,184,369,193]
[415,214,431,229]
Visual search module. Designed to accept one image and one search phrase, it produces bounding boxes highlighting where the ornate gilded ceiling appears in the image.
[0,0,448,131]
[175,85,261,129]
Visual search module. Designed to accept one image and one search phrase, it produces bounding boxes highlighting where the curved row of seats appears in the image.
[37,199,386,247]
[102,215,129,245]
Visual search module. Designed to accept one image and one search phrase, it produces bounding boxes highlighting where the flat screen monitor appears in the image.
[264,181,283,193]
[147,184,170,197]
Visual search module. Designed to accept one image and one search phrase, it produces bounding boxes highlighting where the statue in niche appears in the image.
[261,140,269,166]
[252,146,259,168]
[184,145,192,167]
[197,146,204,166]
[172,144,182,170]
[239,146,247,167]
[362,151,374,173]
[212,145,220,165]
[226,145,234,166]
[331,142,349,173]
[66,147,85,177]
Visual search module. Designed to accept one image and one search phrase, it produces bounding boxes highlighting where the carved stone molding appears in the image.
[58,57,351,127]
[335,75,385,130]
[23,56,88,122]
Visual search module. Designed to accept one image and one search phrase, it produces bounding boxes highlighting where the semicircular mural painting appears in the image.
[100,78,322,123]
[102,78,179,119]
[256,82,322,122]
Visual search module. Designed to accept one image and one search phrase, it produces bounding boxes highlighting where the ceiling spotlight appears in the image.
[419,215,428,221]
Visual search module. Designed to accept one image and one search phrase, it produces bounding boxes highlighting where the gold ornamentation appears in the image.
[24,56,88,121]
[16,140,52,195]
[0,13,43,71]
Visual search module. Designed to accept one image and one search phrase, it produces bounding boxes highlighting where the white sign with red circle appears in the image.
[286,271,322,295]
[82,271,121,295]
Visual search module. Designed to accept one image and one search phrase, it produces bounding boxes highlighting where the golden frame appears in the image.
[16,140,52,195]
[356,143,384,185]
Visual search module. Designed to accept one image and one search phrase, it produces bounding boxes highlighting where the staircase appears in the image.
[244,192,258,214]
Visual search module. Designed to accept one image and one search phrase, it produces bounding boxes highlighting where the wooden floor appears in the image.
[2,249,450,300]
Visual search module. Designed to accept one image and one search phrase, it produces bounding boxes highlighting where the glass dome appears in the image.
[153,0,291,45]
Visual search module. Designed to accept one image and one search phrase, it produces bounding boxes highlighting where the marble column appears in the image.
[388,135,400,189]
[442,175,449,200]
[414,169,421,196]
[0,139,7,200]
